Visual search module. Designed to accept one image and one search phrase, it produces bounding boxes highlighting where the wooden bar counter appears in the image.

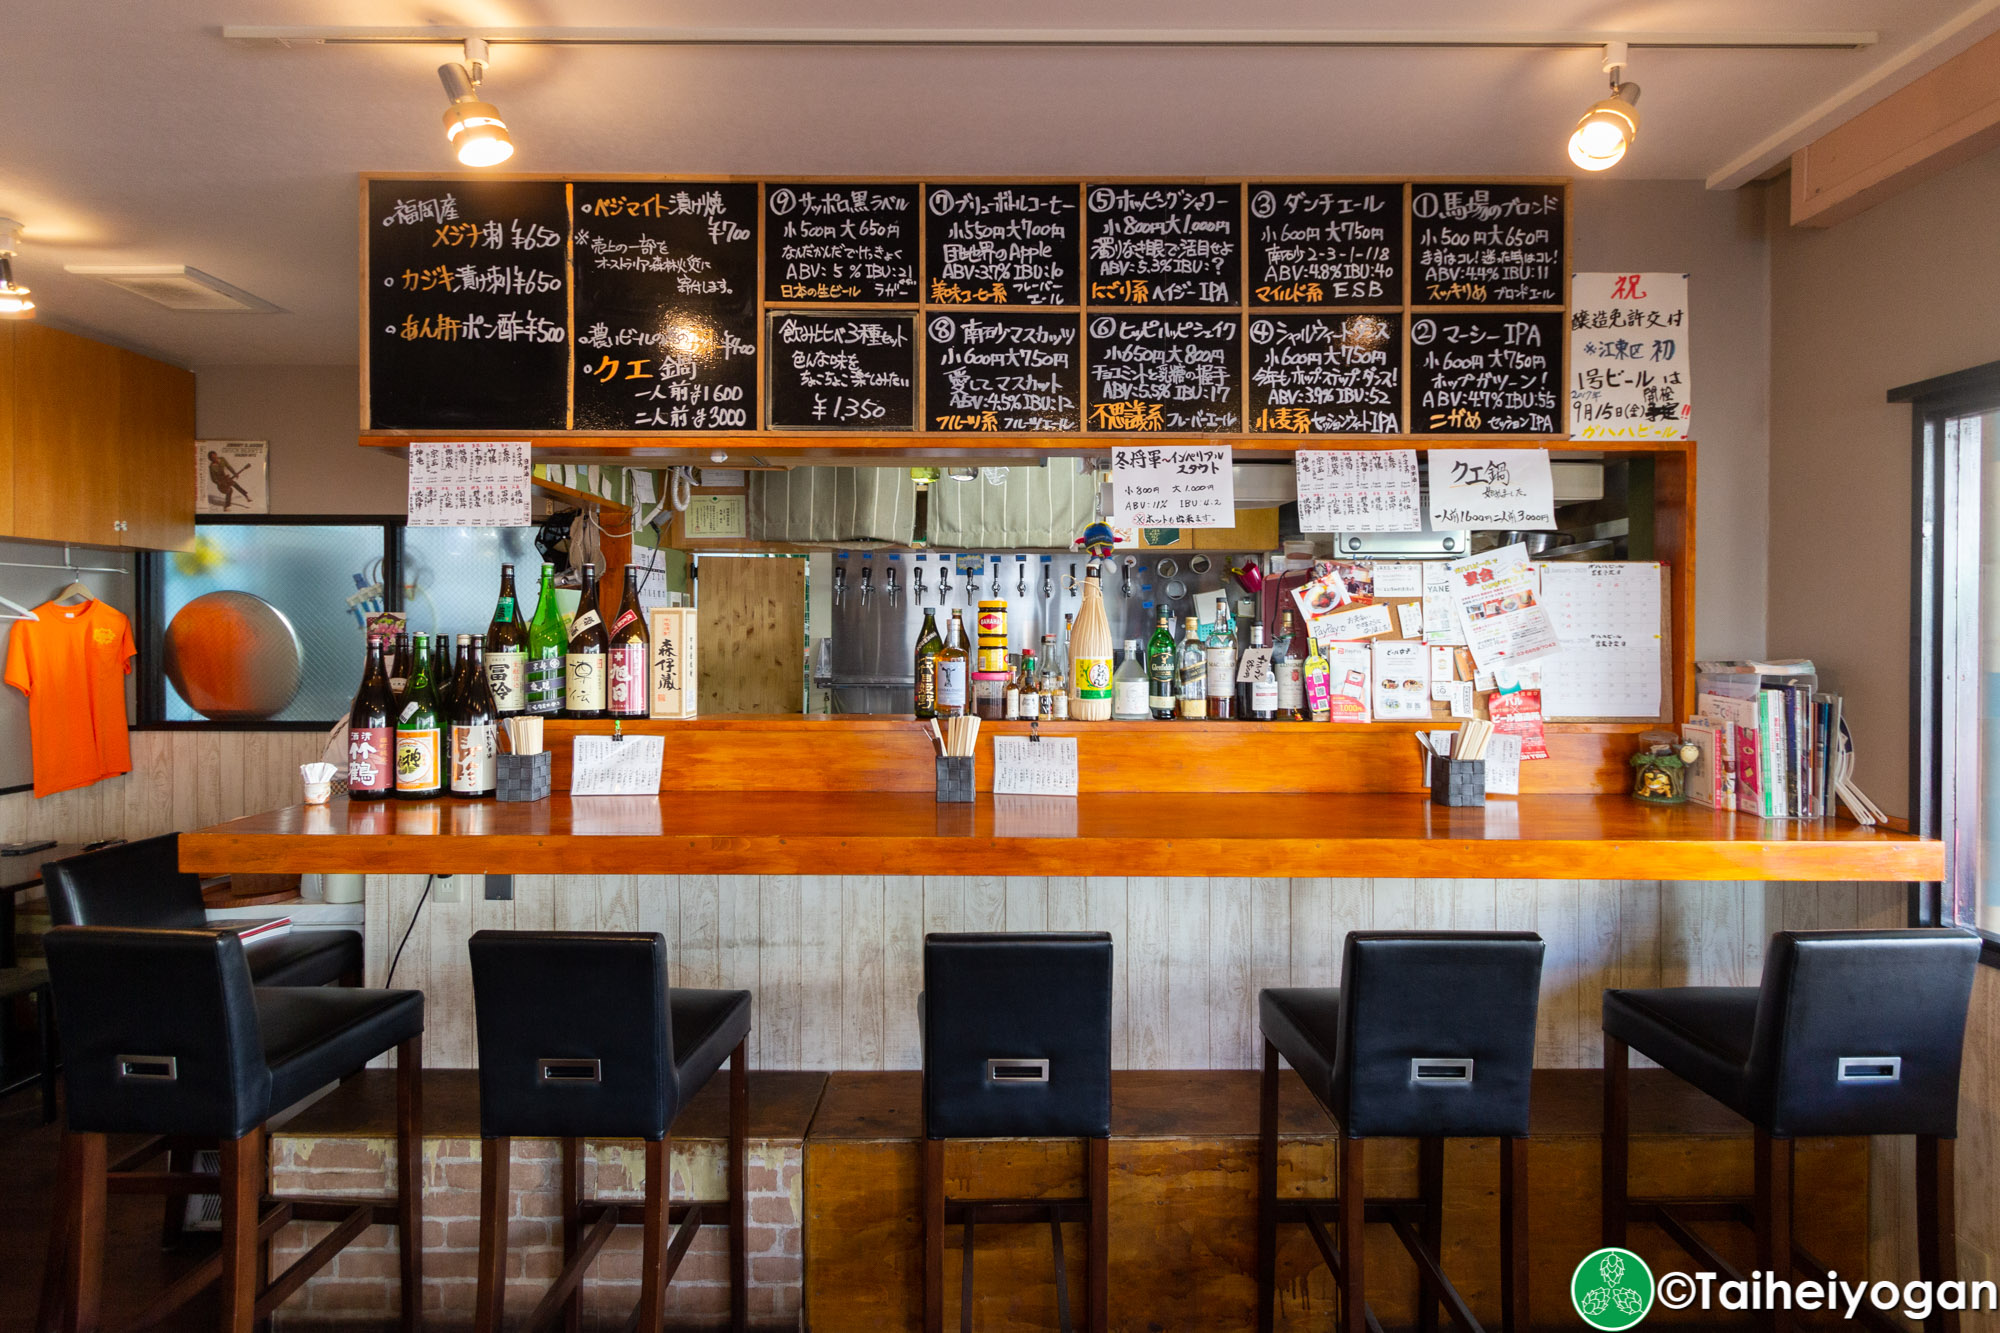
[180,790,1939,882]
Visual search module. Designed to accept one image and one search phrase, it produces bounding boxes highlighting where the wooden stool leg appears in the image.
[1417,1137,1444,1333]
[1256,1042,1279,1333]
[560,1137,582,1333]
[473,1137,511,1333]
[1754,1129,1793,1333]
[729,1038,748,1333]
[58,1132,106,1333]
[1500,1136,1529,1333]
[38,1128,81,1333]
[219,1127,265,1333]
[923,1138,946,1333]
[637,1136,670,1333]
[1602,1034,1629,1246]
[394,1036,423,1333]
[36,987,56,1124]
[1337,1128,1365,1333]
[1087,1136,1109,1333]
[1917,1136,1959,1333]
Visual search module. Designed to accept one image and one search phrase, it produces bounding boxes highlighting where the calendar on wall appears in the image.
[1538,562,1665,720]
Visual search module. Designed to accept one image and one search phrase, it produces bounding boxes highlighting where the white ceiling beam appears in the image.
[218,25,1876,52]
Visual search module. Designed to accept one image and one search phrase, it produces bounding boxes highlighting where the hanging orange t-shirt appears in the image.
[4,599,137,798]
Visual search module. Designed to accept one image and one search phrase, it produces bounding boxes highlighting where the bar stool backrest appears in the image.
[469,930,677,1141]
[1747,929,1980,1138]
[1335,931,1545,1139]
[44,834,205,930]
[923,932,1113,1140]
[43,925,270,1138]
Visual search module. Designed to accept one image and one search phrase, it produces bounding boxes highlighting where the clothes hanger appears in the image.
[0,592,39,623]
[51,545,92,605]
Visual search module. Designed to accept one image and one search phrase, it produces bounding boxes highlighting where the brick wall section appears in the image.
[268,1134,803,1330]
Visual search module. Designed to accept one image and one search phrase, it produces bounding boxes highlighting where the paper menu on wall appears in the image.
[1538,562,1664,719]
[1569,273,1691,442]
[1446,545,1561,673]
[407,441,532,527]
[1373,563,1423,599]
[1421,564,1466,646]
[1483,734,1524,795]
[1110,445,1233,528]
[570,735,666,796]
[1427,448,1556,530]
[1370,641,1431,719]
[1293,449,1422,533]
[993,736,1080,797]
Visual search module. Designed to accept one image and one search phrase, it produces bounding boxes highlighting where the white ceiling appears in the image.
[5,0,1995,370]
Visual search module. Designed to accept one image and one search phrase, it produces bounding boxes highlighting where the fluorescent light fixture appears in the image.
[1569,42,1641,171]
[440,37,514,166]
[63,265,279,312]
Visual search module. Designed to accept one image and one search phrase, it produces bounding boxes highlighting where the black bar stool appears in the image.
[1603,928,1980,1333]
[37,925,424,1333]
[921,931,1113,1333]
[467,930,752,1333]
[1257,931,1546,1333]
[0,962,56,1122]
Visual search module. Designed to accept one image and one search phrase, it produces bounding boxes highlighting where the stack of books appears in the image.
[1682,660,1844,820]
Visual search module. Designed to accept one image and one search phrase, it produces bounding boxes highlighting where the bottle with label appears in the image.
[485,563,528,717]
[1145,603,1177,720]
[1112,638,1149,721]
[1177,617,1208,720]
[1274,611,1305,721]
[446,634,474,712]
[389,631,411,699]
[347,638,396,799]
[1304,636,1333,722]
[449,635,498,798]
[394,633,444,799]
[1016,649,1040,720]
[525,565,565,716]
[913,605,943,719]
[935,609,970,718]
[564,563,609,719]
[1205,614,1238,721]
[1039,634,1067,720]
[1247,625,1279,720]
[607,566,650,718]
[433,633,457,713]
[1069,567,1115,721]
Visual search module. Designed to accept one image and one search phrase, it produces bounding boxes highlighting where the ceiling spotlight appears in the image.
[439,38,514,167]
[0,220,34,318]
[1568,42,1641,172]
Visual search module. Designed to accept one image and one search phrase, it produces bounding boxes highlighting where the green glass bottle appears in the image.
[912,605,943,719]
[525,565,565,716]
[1146,602,1176,720]
[394,632,444,799]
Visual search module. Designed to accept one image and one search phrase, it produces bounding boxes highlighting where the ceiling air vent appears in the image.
[63,265,279,313]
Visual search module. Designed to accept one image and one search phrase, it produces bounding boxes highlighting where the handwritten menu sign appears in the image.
[1110,445,1234,527]
[406,441,532,527]
[764,183,920,304]
[1410,184,1565,306]
[993,736,1080,797]
[1248,184,1402,306]
[1294,449,1422,533]
[1087,315,1242,433]
[925,312,1082,433]
[1411,312,1563,435]
[571,183,759,432]
[767,313,917,429]
[1569,272,1691,441]
[368,180,569,430]
[1085,183,1239,306]
[926,184,1080,306]
[1248,313,1402,434]
[570,735,666,796]
[1428,448,1556,529]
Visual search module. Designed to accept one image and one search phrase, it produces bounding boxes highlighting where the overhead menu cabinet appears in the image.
[360,175,1569,457]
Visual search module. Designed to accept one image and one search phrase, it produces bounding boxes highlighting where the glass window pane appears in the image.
[1979,412,2000,934]
[160,524,385,722]
[401,526,546,644]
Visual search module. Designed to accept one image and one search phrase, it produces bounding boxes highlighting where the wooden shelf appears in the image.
[178,792,1939,882]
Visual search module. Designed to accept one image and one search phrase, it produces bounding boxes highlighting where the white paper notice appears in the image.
[407,442,532,527]
[1484,733,1524,796]
[1373,563,1424,599]
[1371,641,1431,719]
[1446,680,1476,719]
[1396,603,1424,639]
[1293,450,1422,533]
[1570,273,1691,441]
[1110,445,1234,528]
[570,735,666,796]
[1539,562,1664,719]
[993,736,1080,797]
[1313,602,1394,644]
[1422,565,1466,646]
[1427,449,1556,530]
[1447,545,1562,674]
[1430,646,1457,700]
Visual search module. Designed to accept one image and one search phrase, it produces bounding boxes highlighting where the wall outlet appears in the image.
[433,875,462,905]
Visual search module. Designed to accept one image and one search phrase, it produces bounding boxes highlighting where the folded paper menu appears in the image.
[571,735,665,796]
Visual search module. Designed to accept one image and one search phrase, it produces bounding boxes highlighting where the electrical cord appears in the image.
[383,874,435,989]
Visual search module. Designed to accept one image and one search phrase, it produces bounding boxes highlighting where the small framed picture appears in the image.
[197,440,268,514]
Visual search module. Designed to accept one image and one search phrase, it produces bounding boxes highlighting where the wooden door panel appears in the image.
[696,555,806,715]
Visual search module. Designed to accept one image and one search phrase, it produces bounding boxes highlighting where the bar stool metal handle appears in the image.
[536,1058,603,1085]
[116,1054,179,1081]
[1408,1057,1474,1085]
[986,1058,1050,1084]
[1835,1056,1902,1083]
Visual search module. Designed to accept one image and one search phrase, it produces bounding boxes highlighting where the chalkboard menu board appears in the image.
[925,184,1080,306]
[764,183,920,304]
[1248,314,1402,435]
[1086,315,1242,433]
[1247,184,1402,307]
[367,179,569,430]
[1410,312,1563,434]
[767,313,917,429]
[1409,184,1565,306]
[925,312,1082,433]
[1085,184,1239,306]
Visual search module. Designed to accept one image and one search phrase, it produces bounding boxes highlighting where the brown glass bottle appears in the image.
[485,564,529,717]
[607,567,651,718]
[346,639,396,799]
[433,633,456,712]
[564,563,609,719]
[449,636,498,798]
